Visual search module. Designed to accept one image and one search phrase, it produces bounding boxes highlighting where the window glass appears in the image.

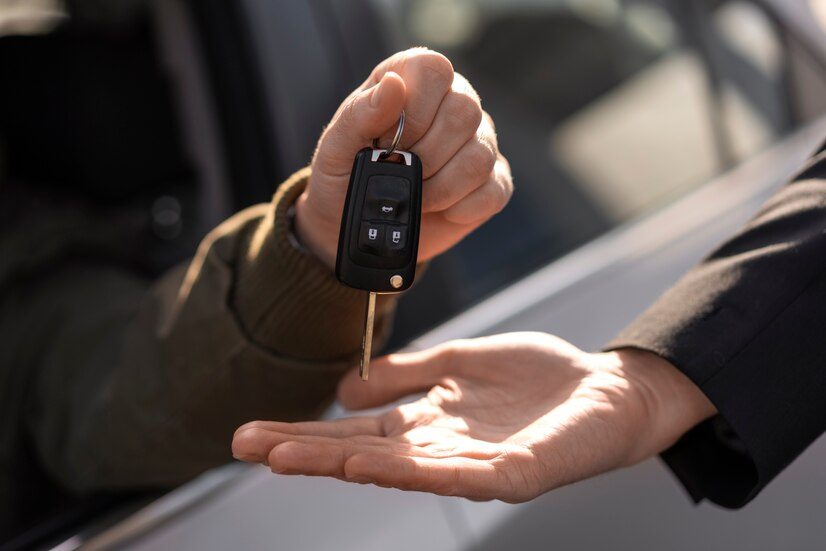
[372,0,798,345]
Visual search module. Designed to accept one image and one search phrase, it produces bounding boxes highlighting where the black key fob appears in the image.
[335,147,423,293]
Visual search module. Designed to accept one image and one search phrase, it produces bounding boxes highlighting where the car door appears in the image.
[41,1,826,549]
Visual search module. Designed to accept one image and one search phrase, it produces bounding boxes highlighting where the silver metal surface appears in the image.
[372,109,405,156]
[371,148,413,165]
[360,291,377,380]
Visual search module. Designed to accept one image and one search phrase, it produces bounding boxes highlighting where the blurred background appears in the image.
[378,0,826,344]
[2,0,826,548]
[4,0,825,349]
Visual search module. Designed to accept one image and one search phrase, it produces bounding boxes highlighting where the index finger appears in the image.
[370,48,454,148]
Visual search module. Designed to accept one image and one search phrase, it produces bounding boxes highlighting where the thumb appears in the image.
[337,344,456,410]
[314,71,406,177]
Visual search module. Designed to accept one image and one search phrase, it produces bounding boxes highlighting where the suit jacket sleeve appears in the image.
[605,140,826,508]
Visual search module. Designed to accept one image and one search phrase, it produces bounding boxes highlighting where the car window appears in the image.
[377,0,821,345]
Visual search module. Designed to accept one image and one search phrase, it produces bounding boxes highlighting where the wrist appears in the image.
[294,191,337,269]
[602,348,716,464]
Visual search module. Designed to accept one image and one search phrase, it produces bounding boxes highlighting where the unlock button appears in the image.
[358,222,385,254]
[385,226,407,254]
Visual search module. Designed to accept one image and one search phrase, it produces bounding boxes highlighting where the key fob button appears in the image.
[372,199,400,220]
[365,175,409,221]
[385,226,407,254]
[358,222,385,255]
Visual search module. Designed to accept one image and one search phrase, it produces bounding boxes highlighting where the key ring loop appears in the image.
[372,110,405,157]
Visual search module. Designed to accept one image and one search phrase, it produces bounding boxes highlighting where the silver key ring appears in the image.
[372,110,405,157]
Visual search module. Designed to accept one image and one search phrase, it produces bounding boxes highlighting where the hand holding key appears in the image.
[334,121,423,379]
[294,48,513,269]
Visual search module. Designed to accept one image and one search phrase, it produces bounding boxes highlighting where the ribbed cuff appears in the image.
[232,167,395,362]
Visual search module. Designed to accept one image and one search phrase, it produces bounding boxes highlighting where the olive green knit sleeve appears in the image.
[230,166,395,360]
[22,168,396,493]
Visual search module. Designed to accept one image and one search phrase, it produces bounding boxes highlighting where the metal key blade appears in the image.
[360,291,377,380]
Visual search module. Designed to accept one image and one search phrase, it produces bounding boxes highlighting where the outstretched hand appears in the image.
[232,333,714,502]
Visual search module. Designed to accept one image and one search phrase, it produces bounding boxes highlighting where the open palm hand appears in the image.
[232,333,713,502]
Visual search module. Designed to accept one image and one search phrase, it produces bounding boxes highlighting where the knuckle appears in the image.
[444,93,483,133]
[442,199,477,225]
[463,144,496,181]
[333,95,360,132]
[479,185,503,216]
[481,109,495,131]
[443,180,508,225]
[424,183,454,213]
[403,114,429,144]
[478,117,499,151]
[430,189,454,212]
[452,72,478,98]
[410,48,455,85]
[494,175,514,212]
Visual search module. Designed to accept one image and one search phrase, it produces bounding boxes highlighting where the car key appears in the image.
[335,111,422,380]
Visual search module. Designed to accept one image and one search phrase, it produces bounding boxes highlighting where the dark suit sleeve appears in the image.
[605,142,826,508]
